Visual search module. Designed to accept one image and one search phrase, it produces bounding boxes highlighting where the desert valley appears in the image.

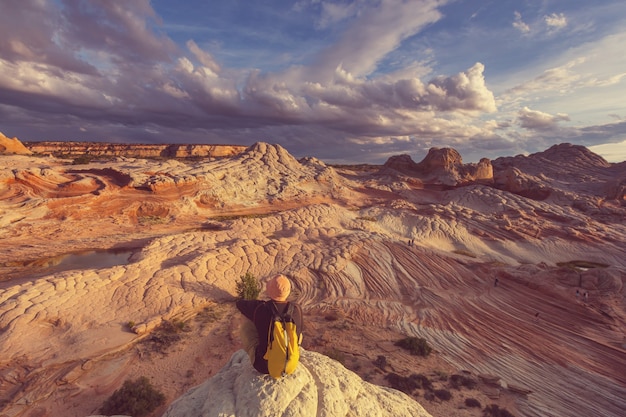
[0,132,625,417]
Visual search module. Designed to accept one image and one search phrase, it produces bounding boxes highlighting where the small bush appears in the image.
[465,398,481,408]
[385,373,432,394]
[385,373,420,394]
[373,355,387,369]
[483,404,516,417]
[434,389,452,401]
[100,376,165,417]
[450,373,477,389]
[236,272,261,300]
[394,337,432,357]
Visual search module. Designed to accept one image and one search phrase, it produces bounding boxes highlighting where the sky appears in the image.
[1,0,625,164]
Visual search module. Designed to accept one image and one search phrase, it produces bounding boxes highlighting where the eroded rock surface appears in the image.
[162,349,432,417]
[0,141,625,417]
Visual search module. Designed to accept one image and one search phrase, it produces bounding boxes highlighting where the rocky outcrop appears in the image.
[162,349,433,417]
[24,141,247,159]
[383,147,493,186]
[0,132,32,155]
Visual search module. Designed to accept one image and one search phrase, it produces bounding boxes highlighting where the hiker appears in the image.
[494,278,499,287]
[236,274,304,376]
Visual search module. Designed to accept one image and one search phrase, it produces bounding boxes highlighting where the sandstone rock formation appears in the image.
[383,147,493,186]
[162,349,432,417]
[24,141,247,159]
[0,132,32,155]
[0,141,625,417]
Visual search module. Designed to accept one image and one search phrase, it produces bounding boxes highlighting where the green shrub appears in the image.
[385,372,420,394]
[236,272,261,300]
[394,336,432,357]
[450,373,477,389]
[385,373,432,394]
[465,398,481,408]
[100,376,165,417]
[434,389,452,401]
[373,355,387,369]
[483,404,516,417]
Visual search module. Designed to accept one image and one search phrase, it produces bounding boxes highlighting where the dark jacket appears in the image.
[236,299,303,374]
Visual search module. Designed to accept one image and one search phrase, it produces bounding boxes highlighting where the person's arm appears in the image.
[236,299,262,321]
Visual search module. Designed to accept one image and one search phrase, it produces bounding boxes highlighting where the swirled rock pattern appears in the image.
[0,140,624,417]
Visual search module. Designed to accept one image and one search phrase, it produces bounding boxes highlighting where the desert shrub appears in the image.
[434,370,448,380]
[414,374,433,391]
[373,355,387,369]
[100,376,165,417]
[483,404,516,417]
[71,155,93,165]
[385,373,432,394]
[236,272,261,300]
[434,389,452,401]
[394,336,432,357]
[385,373,420,394]
[423,391,435,401]
[465,398,481,408]
[143,319,188,353]
[450,373,478,389]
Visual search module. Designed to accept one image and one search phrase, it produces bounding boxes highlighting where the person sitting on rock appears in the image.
[236,274,304,375]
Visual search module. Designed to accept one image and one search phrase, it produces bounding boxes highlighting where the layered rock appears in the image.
[24,141,247,159]
[0,132,32,155]
[383,147,493,185]
[162,349,432,417]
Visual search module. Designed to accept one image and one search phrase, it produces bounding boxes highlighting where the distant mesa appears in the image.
[23,140,248,159]
[0,132,32,155]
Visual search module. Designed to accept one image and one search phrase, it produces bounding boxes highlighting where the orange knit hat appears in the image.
[266,274,291,301]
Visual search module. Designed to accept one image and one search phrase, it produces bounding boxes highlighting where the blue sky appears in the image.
[1,0,625,163]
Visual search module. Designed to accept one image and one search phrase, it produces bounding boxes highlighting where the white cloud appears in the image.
[513,11,530,34]
[544,13,567,31]
[518,107,570,130]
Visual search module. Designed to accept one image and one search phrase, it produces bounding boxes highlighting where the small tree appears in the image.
[100,376,165,417]
[236,272,261,300]
[394,336,432,357]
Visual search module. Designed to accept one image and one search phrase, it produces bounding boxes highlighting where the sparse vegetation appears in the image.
[385,373,432,395]
[453,249,477,258]
[433,388,452,401]
[127,320,136,330]
[356,216,377,222]
[236,272,261,300]
[138,215,167,225]
[450,373,478,390]
[142,319,189,353]
[394,336,432,357]
[195,305,222,324]
[483,404,516,417]
[556,260,609,269]
[465,398,482,408]
[373,355,387,369]
[99,376,165,417]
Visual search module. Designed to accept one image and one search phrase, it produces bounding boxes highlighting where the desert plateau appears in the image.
[0,133,625,417]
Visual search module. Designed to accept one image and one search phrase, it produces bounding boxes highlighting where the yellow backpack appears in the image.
[262,302,300,379]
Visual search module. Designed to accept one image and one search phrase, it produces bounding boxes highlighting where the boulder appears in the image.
[162,349,433,417]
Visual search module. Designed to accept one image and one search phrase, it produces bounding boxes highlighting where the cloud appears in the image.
[518,107,570,130]
[544,13,567,31]
[307,0,444,79]
[513,11,530,34]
